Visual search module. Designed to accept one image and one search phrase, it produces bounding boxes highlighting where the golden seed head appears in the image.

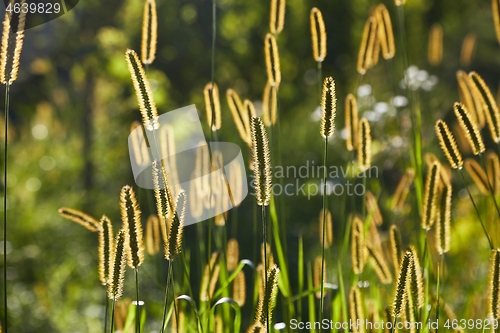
[465,158,490,195]
[488,249,500,320]
[319,209,333,248]
[422,162,441,230]
[227,238,240,271]
[391,168,415,211]
[200,252,220,301]
[313,256,327,298]
[264,33,281,88]
[408,246,424,309]
[262,81,278,127]
[469,71,500,142]
[226,89,251,145]
[152,160,174,220]
[107,229,127,300]
[454,102,485,155]
[349,286,365,330]
[460,33,476,66]
[435,120,463,170]
[345,94,359,151]
[228,159,244,207]
[486,151,500,194]
[255,264,280,326]
[351,216,366,275]
[310,7,327,62]
[367,245,393,285]
[145,215,161,255]
[436,181,452,255]
[130,122,151,167]
[251,117,272,206]
[165,190,186,261]
[141,0,157,64]
[125,49,159,131]
[204,82,222,131]
[0,0,26,85]
[365,190,383,226]
[120,185,144,269]
[270,0,286,35]
[357,15,378,75]
[389,225,403,277]
[457,70,485,127]
[233,270,247,307]
[58,207,100,232]
[493,0,500,44]
[98,216,114,286]
[358,118,372,171]
[320,76,336,139]
[375,4,395,59]
[392,250,412,317]
[428,24,443,66]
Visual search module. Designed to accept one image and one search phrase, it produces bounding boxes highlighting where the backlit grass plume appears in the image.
[0,0,26,84]
[493,0,500,44]
[200,252,220,301]
[226,89,250,145]
[365,190,383,226]
[390,225,403,276]
[120,185,144,269]
[130,121,151,167]
[436,182,451,255]
[428,24,443,66]
[233,271,246,307]
[367,245,392,285]
[255,264,280,328]
[310,7,327,62]
[392,250,412,317]
[469,71,500,142]
[107,229,127,300]
[453,102,485,155]
[125,49,159,131]
[460,33,476,66]
[204,82,222,131]
[318,209,333,248]
[152,160,174,230]
[320,76,336,139]
[421,161,441,230]
[313,256,326,298]
[98,216,114,285]
[391,168,415,211]
[227,238,239,271]
[486,151,500,194]
[357,15,378,74]
[457,70,484,127]
[408,246,424,309]
[465,158,489,195]
[141,0,157,65]
[145,215,160,255]
[264,33,281,87]
[262,82,277,127]
[351,216,366,275]
[58,207,100,232]
[375,4,395,59]
[358,118,372,171]
[165,190,185,261]
[488,249,500,320]
[269,0,285,35]
[435,120,463,170]
[349,286,365,333]
[251,117,272,206]
[345,94,359,151]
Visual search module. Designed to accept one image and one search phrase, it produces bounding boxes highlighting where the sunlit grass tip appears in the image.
[141,0,157,65]
[269,0,285,35]
[58,207,100,232]
[204,82,222,131]
[165,189,185,261]
[107,229,127,300]
[488,249,500,320]
[310,7,327,62]
[0,0,26,85]
[98,215,114,286]
[464,158,489,195]
[392,250,412,317]
[375,4,395,59]
[345,94,359,151]
[320,76,336,139]
[436,181,451,255]
[357,15,378,75]
[421,161,441,230]
[250,116,272,206]
[264,33,281,88]
[428,24,443,66]
[435,119,463,170]
[358,118,372,171]
[318,209,333,248]
[469,71,500,142]
[351,216,366,275]
[120,185,144,269]
[349,286,365,333]
[453,102,485,155]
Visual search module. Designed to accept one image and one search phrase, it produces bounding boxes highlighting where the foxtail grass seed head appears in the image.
[130,121,151,167]
[125,49,159,131]
[493,0,500,44]
[141,0,157,64]
[349,286,365,333]
[251,117,272,206]
[58,207,100,232]
[269,0,285,35]
[165,190,185,261]
[226,89,250,144]
[108,230,127,300]
[392,250,412,317]
[460,33,476,66]
[227,238,239,271]
[409,246,424,309]
[375,4,395,59]
[371,28,381,67]
[255,264,280,326]
[358,118,372,171]
[200,252,220,301]
[457,71,485,127]
[233,270,246,307]
[428,24,443,66]
[120,185,144,269]
[391,168,415,211]
[366,191,383,226]
[357,16,378,74]
[204,82,222,131]
[489,249,500,320]
[435,120,463,170]
[465,158,489,195]
[228,160,244,207]
[421,162,441,230]
[319,209,333,248]
[313,256,327,298]
[146,215,160,255]
[368,246,393,285]
[320,76,336,139]
[345,94,359,151]
[390,225,403,276]
[310,7,327,62]
[469,71,500,142]
[264,33,281,87]
[436,182,451,255]
[98,216,114,285]
[262,81,278,127]
[454,102,485,155]
[0,0,26,84]
[152,160,174,220]
[486,151,500,194]
[351,216,366,275]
